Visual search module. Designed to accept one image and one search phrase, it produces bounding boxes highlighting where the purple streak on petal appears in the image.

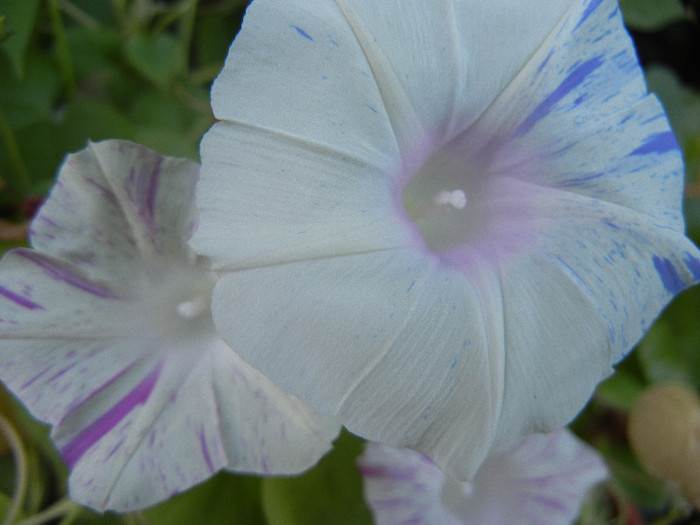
[512,56,604,138]
[574,0,605,30]
[85,177,119,207]
[653,255,686,294]
[145,159,162,219]
[0,284,44,310]
[60,358,142,424]
[529,492,571,513]
[16,250,118,299]
[61,367,160,468]
[291,25,313,41]
[21,366,52,389]
[628,131,678,156]
[684,253,700,280]
[199,428,216,473]
[47,363,78,383]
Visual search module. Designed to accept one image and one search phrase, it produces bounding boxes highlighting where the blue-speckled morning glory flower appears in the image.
[359,430,608,525]
[0,140,339,511]
[192,0,700,480]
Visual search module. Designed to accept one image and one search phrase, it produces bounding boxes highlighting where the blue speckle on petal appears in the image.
[629,131,678,156]
[575,0,605,30]
[291,25,313,41]
[536,50,554,75]
[684,253,700,280]
[653,255,686,294]
[513,56,604,138]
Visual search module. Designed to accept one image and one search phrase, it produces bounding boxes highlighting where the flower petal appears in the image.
[0,140,339,511]
[59,339,338,511]
[460,0,683,230]
[195,0,578,264]
[212,249,504,479]
[198,0,700,486]
[194,123,412,269]
[467,0,646,149]
[209,0,574,156]
[30,140,199,292]
[359,430,608,525]
[437,176,700,443]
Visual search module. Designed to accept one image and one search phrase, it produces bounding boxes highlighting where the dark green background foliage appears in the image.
[0,1,699,524]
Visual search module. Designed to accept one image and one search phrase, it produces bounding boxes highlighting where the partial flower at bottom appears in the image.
[0,140,339,511]
[193,0,700,481]
[359,430,608,525]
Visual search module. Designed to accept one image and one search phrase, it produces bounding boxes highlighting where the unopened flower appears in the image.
[628,382,700,508]
[358,430,608,525]
[193,0,700,479]
[0,140,339,511]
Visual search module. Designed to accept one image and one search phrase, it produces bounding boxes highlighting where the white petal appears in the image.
[211,249,503,480]
[200,0,700,486]
[0,140,339,511]
[464,0,646,153]
[359,430,608,525]
[505,96,685,231]
[195,0,577,265]
[209,0,574,158]
[30,140,199,291]
[194,123,412,269]
[60,339,338,511]
[458,0,686,230]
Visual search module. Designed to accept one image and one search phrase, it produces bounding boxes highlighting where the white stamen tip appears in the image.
[176,297,206,319]
[434,189,467,209]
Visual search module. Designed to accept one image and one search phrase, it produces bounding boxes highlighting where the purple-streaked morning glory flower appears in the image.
[0,140,339,511]
[192,0,700,481]
[358,430,608,525]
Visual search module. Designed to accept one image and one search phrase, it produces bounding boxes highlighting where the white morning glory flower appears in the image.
[358,429,608,525]
[192,0,700,480]
[0,140,339,511]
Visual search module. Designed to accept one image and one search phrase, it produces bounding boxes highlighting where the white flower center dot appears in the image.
[176,296,208,319]
[434,189,467,210]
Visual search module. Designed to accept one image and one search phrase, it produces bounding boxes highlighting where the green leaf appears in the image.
[0,51,61,129]
[59,506,125,525]
[595,368,646,412]
[600,440,670,513]
[124,32,185,90]
[636,287,700,388]
[141,473,266,525]
[66,26,121,82]
[0,0,41,77]
[620,0,685,30]
[262,431,372,525]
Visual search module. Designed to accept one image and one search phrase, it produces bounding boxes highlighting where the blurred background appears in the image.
[0,1,699,523]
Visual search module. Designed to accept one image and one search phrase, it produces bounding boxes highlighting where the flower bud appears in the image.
[628,382,700,508]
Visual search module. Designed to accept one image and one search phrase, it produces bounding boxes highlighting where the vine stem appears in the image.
[0,414,28,525]
[47,0,77,96]
[14,498,77,525]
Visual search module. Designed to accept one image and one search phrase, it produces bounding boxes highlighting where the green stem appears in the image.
[47,0,76,97]
[0,414,28,525]
[177,0,198,66]
[0,104,31,199]
[58,0,101,30]
[14,498,76,525]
